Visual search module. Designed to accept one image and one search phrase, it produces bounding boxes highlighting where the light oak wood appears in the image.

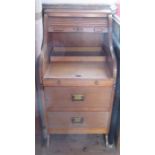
[47,112,111,132]
[48,17,108,27]
[44,87,113,111]
[45,9,111,14]
[50,56,106,62]
[48,32,104,47]
[45,9,110,18]
[43,79,114,87]
[44,62,111,79]
[43,4,111,11]
[40,5,117,137]
[53,47,103,52]
[48,128,109,134]
[46,107,112,112]
[48,25,108,33]
[47,17,108,33]
[48,26,77,32]
[39,14,49,84]
[43,62,113,86]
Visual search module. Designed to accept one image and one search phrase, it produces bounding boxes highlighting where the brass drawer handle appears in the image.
[72,94,84,101]
[71,117,84,124]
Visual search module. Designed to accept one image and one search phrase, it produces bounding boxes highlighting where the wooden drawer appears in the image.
[47,112,111,130]
[44,87,113,111]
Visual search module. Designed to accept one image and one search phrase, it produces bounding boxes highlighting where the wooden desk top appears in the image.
[44,62,111,80]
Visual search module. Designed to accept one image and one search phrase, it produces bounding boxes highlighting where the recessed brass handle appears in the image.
[72,94,84,101]
[71,117,84,124]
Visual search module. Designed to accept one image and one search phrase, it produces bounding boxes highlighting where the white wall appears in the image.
[35,0,43,59]
[42,0,116,5]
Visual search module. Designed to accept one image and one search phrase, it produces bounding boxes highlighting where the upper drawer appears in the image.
[44,86,113,111]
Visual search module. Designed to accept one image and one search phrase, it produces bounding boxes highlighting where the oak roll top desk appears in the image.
[39,4,117,147]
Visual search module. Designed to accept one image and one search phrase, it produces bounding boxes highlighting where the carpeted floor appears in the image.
[35,134,119,155]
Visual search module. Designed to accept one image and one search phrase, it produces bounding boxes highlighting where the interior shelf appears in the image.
[50,46,107,62]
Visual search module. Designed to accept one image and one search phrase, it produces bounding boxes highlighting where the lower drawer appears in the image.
[47,112,111,130]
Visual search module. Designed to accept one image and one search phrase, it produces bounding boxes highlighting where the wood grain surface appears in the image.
[44,86,113,111]
[39,6,117,136]
[47,112,111,134]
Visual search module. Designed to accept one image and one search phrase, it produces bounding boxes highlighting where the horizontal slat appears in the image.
[53,47,103,52]
[48,26,108,32]
[43,79,114,87]
[45,9,111,14]
[48,128,108,134]
[47,107,111,112]
[50,56,106,62]
[48,26,77,32]
[47,12,108,17]
[48,17,108,26]
[48,26,108,33]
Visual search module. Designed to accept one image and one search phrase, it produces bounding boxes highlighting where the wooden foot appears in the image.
[42,128,50,147]
[47,134,50,148]
[105,134,114,149]
[105,134,109,148]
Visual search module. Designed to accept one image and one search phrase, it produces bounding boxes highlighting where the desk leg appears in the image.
[105,134,113,149]
[42,128,50,147]
[47,134,50,148]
